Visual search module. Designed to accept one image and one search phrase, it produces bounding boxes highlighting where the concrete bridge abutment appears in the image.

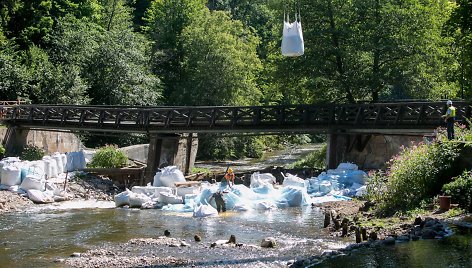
[327,133,425,170]
[2,127,30,156]
[145,133,198,183]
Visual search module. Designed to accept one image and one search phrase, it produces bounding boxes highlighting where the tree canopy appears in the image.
[0,0,469,155]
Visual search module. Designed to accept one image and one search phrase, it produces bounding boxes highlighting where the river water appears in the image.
[0,204,348,267]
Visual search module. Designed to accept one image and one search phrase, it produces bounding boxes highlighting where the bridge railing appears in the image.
[0,101,470,133]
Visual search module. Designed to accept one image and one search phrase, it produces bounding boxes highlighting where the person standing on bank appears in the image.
[443,100,456,140]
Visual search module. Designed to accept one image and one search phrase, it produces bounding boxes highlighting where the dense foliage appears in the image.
[443,170,472,212]
[289,144,327,169]
[20,145,45,161]
[88,145,128,168]
[1,0,471,157]
[366,141,461,215]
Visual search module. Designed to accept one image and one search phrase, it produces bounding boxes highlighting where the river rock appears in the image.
[228,235,236,244]
[433,223,445,232]
[421,228,437,239]
[70,252,81,257]
[194,235,202,242]
[369,231,378,241]
[164,230,170,237]
[383,236,396,245]
[411,235,420,241]
[397,235,410,242]
[261,237,276,248]
[424,218,438,228]
[413,216,423,226]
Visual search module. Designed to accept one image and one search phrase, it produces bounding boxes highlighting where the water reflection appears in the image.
[315,227,472,268]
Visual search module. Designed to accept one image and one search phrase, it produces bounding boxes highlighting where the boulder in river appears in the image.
[261,237,277,248]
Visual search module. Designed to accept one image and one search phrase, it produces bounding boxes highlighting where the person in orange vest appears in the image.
[221,167,235,189]
[442,100,456,140]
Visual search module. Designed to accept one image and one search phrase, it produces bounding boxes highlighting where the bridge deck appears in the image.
[0,102,470,134]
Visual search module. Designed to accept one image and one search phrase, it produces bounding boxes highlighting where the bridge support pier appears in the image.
[145,133,198,183]
[327,133,424,170]
[2,127,30,156]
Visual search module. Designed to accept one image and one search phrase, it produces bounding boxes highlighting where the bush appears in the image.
[197,135,265,160]
[366,141,460,215]
[442,171,472,212]
[289,144,327,169]
[20,145,45,161]
[88,145,128,168]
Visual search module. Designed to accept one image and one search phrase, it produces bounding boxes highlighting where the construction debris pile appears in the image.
[114,163,368,217]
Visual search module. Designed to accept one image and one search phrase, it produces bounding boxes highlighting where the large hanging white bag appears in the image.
[281,13,304,57]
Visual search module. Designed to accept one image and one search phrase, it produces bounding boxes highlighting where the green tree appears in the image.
[99,0,133,31]
[85,29,162,105]
[1,0,102,48]
[143,0,206,103]
[268,0,458,104]
[178,10,262,105]
[0,41,31,101]
[447,0,472,99]
[25,45,89,104]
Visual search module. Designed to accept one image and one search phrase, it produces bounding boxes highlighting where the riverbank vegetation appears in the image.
[1,0,471,159]
[366,125,472,216]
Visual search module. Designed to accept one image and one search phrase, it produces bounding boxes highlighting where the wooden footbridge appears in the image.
[1,101,470,179]
[1,101,470,134]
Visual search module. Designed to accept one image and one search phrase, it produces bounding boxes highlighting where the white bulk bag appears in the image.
[43,156,58,179]
[281,14,304,57]
[176,186,200,197]
[0,157,20,180]
[153,166,185,187]
[60,154,67,171]
[20,175,45,191]
[28,161,46,179]
[65,151,86,172]
[52,153,64,174]
[282,173,307,188]
[27,189,54,203]
[159,191,183,204]
[1,165,22,186]
[129,193,151,208]
[114,189,132,207]
[193,204,218,218]
[250,172,276,188]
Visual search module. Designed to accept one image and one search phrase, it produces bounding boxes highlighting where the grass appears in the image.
[191,167,211,174]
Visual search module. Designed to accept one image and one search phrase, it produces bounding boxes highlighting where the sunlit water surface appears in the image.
[0,203,348,267]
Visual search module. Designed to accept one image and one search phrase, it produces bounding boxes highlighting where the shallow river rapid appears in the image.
[0,203,348,267]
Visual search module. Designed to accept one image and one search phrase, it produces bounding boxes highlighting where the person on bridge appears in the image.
[442,100,456,140]
[221,167,235,189]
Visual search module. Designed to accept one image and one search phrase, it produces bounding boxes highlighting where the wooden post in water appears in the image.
[323,211,331,228]
[355,227,361,243]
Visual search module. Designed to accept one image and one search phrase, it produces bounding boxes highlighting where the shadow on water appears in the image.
[314,227,472,268]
